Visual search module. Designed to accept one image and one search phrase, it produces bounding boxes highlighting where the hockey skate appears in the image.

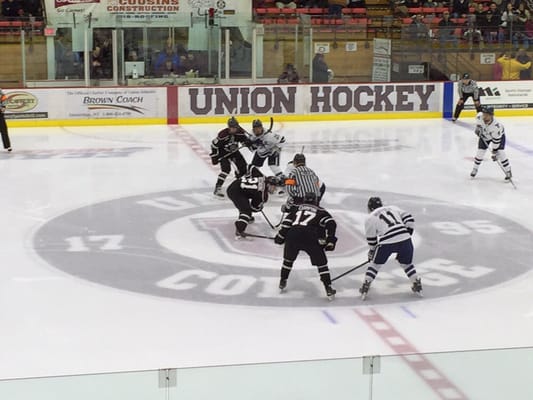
[6,147,12,152]
[470,168,478,178]
[235,229,247,240]
[359,280,371,301]
[451,117,457,122]
[505,171,512,182]
[411,278,423,297]
[324,285,336,300]
[279,279,287,293]
[213,186,224,199]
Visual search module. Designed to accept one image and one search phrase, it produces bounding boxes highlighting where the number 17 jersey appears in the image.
[364,205,415,248]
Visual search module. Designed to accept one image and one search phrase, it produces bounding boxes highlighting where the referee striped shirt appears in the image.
[458,79,479,98]
[285,165,321,199]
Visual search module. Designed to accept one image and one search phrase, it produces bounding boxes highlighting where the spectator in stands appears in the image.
[276,0,298,8]
[278,63,300,83]
[91,45,104,79]
[181,52,200,75]
[423,0,439,8]
[328,0,347,17]
[524,13,533,47]
[512,2,530,49]
[451,0,470,18]
[500,2,519,42]
[347,0,366,7]
[473,3,486,21]
[438,11,458,45]
[2,0,21,18]
[463,14,484,49]
[497,52,532,79]
[99,38,113,79]
[312,53,329,83]
[54,30,67,79]
[154,39,180,76]
[516,48,532,79]
[408,14,430,40]
[25,0,42,17]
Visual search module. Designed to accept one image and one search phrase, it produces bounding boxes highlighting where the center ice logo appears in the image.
[33,188,533,307]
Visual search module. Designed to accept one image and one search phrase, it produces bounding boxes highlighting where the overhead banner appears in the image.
[44,0,250,26]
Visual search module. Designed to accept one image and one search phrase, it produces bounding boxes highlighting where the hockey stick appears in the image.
[261,210,276,230]
[274,212,286,228]
[245,233,275,240]
[331,261,369,282]
[218,145,246,160]
[266,117,274,134]
[479,136,517,189]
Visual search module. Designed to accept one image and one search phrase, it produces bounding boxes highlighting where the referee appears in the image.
[283,153,325,210]
[452,73,482,122]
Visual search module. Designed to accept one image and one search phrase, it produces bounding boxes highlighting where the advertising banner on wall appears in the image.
[455,80,533,110]
[177,83,442,121]
[44,0,250,26]
[4,87,166,124]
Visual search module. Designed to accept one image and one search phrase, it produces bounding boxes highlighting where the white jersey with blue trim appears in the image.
[475,112,505,150]
[364,205,414,249]
[250,131,285,157]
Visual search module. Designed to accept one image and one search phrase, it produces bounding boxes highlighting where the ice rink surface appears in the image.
[1,117,533,387]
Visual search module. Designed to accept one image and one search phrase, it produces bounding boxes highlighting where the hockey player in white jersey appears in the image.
[359,197,422,300]
[470,106,512,181]
[249,119,286,179]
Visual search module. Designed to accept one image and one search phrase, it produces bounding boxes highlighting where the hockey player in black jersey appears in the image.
[226,166,280,239]
[274,192,338,300]
[452,73,482,122]
[210,117,252,198]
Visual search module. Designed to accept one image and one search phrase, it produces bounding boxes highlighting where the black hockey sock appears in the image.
[454,103,464,119]
[281,260,293,280]
[216,172,228,188]
[318,265,331,286]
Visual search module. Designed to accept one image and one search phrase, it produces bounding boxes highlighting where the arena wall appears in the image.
[3,81,533,127]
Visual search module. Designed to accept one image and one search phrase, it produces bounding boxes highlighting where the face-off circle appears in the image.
[33,188,532,307]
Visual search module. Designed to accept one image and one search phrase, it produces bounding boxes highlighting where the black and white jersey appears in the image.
[285,165,322,199]
[475,112,505,150]
[365,205,414,249]
[278,203,336,240]
[458,79,479,98]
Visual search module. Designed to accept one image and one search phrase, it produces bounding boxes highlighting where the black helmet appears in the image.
[367,197,383,212]
[481,106,494,115]
[462,73,470,79]
[293,153,306,166]
[252,119,263,128]
[303,192,318,205]
[227,117,239,128]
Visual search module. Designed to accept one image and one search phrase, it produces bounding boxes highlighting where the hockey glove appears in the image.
[491,150,498,162]
[274,235,285,245]
[474,126,482,137]
[325,236,337,251]
[368,248,376,261]
[210,155,219,165]
[226,142,239,153]
[407,227,414,236]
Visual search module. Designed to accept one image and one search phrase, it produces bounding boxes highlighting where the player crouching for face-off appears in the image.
[360,197,422,300]
[226,166,281,239]
[470,106,512,181]
[274,192,338,300]
[210,117,252,198]
[248,119,286,190]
